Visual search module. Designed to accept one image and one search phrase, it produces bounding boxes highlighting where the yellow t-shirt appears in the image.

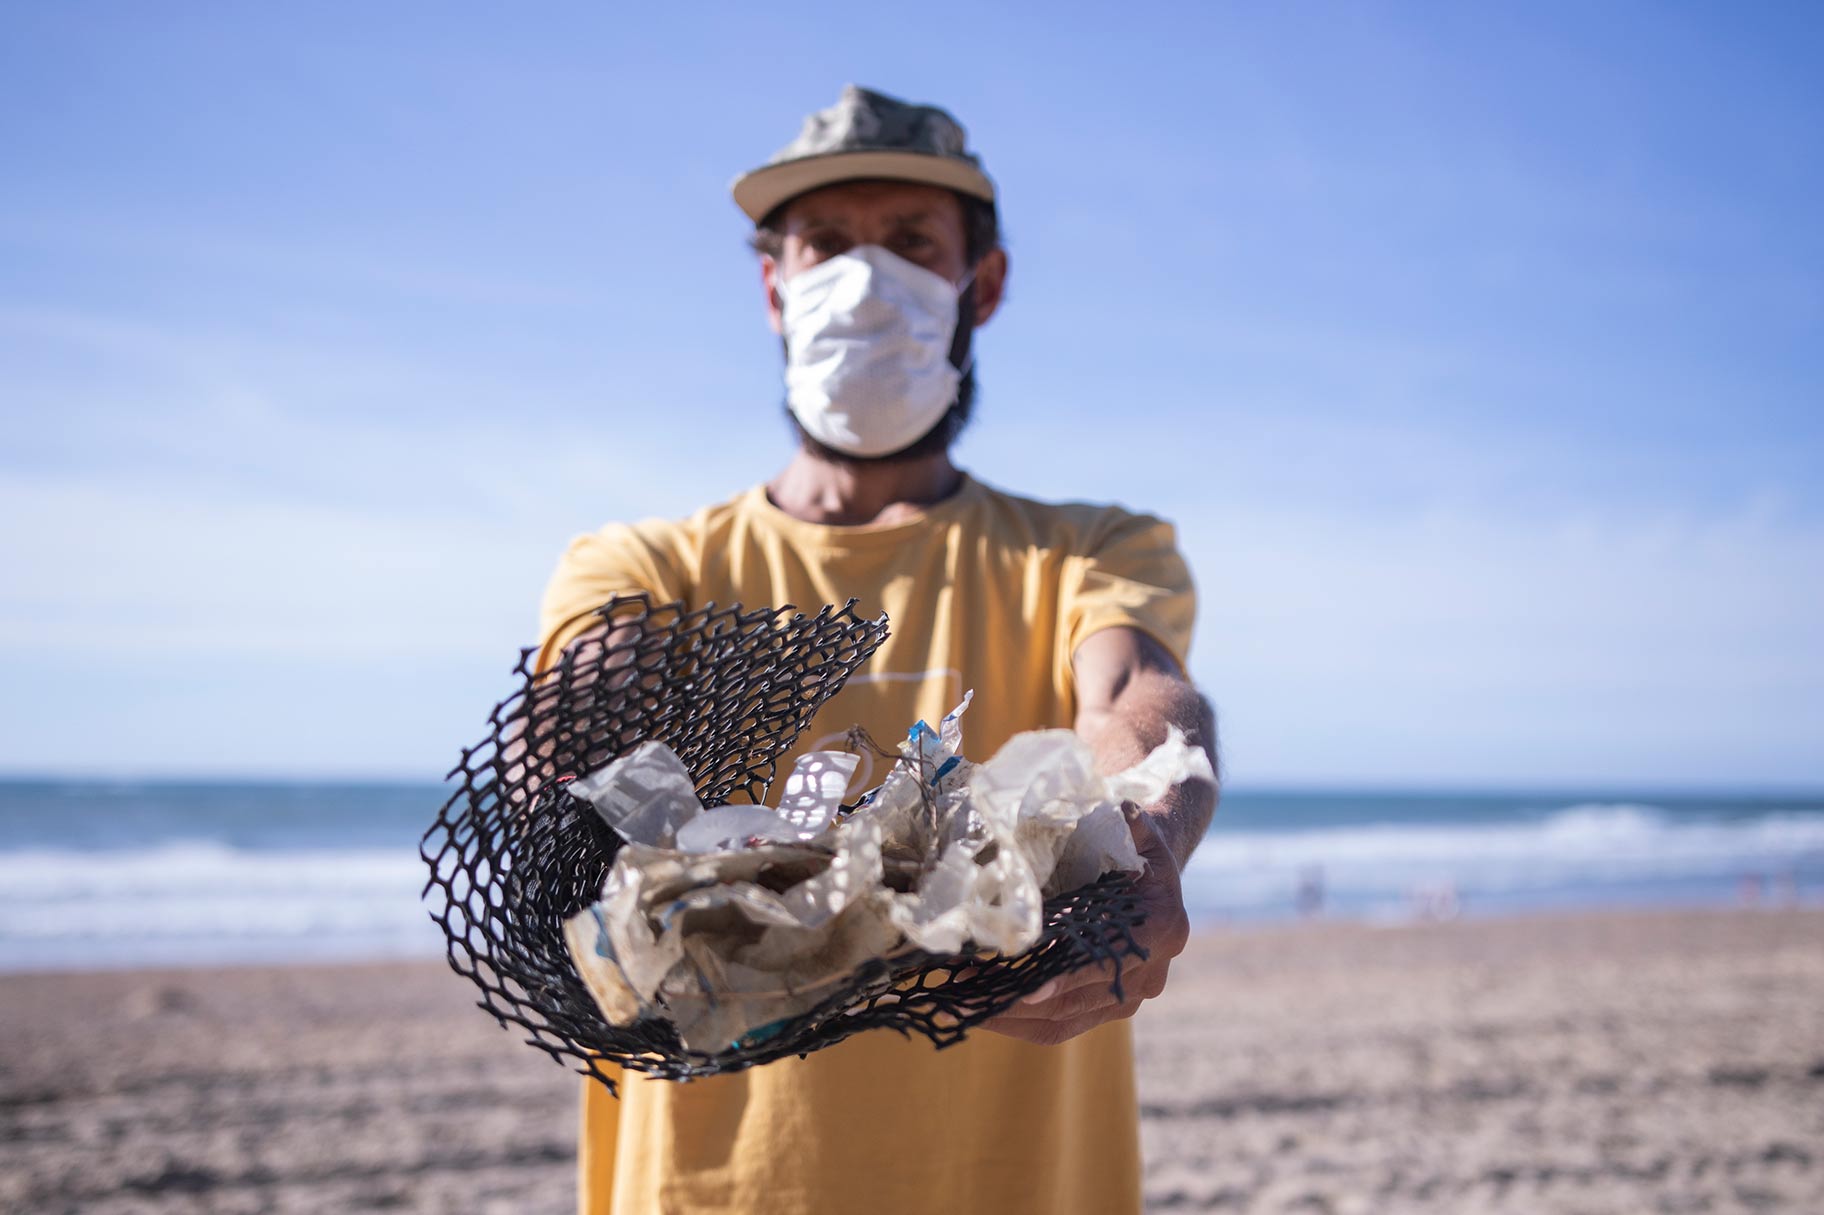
[538,472,1196,1215]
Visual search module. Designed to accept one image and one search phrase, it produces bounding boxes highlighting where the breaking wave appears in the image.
[1180,803,1824,920]
[0,842,440,970]
[3,802,1821,968]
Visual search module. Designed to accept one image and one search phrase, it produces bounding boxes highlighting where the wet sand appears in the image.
[3,907,1820,1214]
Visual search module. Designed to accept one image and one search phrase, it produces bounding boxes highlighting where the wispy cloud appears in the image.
[6,371,1820,783]
[3,3,1820,784]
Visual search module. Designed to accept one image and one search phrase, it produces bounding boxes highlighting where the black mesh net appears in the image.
[421,594,1147,1094]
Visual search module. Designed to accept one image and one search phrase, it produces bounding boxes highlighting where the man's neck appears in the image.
[766,449,964,526]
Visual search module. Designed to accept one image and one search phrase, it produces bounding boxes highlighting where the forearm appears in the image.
[988,629,1215,1044]
[505,620,644,803]
[1076,669,1218,868]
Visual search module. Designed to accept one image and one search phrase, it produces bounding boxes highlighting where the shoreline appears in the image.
[6,888,1818,978]
[4,906,1821,1213]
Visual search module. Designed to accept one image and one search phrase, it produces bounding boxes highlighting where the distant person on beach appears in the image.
[535,85,1219,1215]
[1297,864,1326,917]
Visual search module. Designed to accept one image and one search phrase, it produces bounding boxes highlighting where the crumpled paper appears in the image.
[562,694,1213,1052]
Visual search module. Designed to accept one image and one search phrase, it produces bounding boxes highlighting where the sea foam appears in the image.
[0,841,440,969]
[3,802,1821,969]
[1180,802,1824,920]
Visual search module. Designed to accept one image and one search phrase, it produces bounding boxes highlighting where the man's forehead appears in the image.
[782,180,964,228]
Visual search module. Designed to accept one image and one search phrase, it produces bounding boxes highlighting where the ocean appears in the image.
[1,779,1820,971]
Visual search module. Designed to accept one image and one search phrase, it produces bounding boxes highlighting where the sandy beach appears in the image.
[3,907,1820,1214]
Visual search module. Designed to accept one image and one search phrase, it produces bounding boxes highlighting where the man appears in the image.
[537,84,1217,1215]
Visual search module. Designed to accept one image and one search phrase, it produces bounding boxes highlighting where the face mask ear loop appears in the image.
[947,276,978,377]
[769,260,789,344]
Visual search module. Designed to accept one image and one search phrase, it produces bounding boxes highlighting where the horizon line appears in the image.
[2,770,1822,800]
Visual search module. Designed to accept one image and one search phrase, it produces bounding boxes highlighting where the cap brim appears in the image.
[731,150,996,222]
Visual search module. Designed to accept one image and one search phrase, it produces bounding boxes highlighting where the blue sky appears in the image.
[3,3,1820,786]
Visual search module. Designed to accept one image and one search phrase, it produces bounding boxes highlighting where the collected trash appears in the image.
[422,594,1193,1093]
[563,694,1214,1052]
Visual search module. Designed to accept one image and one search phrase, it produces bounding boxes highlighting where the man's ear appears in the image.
[970,247,1009,327]
[762,254,784,336]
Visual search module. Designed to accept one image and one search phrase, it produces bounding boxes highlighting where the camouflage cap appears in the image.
[731,84,996,222]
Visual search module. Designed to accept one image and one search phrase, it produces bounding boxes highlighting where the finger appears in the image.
[978,1015,1064,1045]
[1017,954,1138,1007]
[983,1002,1133,1046]
[1019,959,1167,1022]
[1017,901,1182,1007]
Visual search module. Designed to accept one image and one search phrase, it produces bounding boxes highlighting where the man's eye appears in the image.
[807,234,846,255]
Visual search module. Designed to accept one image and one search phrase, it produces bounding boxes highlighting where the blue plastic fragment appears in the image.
[932,756,961,785]
[734,1017,790,1049]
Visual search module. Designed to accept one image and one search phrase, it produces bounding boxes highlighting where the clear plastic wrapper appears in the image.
[563,695,1213,1051]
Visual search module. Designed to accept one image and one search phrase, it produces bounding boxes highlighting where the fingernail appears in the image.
[1020,979,1058,1005]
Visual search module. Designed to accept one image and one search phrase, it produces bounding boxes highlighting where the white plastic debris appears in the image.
[562,694,1213,1051]
[772,751,860,835]
[566,742,701,848]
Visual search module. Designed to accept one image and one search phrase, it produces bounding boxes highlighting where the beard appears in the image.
[784,365,977,467]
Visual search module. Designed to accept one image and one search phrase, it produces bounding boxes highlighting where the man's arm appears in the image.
[984,625,1218,1046]
[1072,626,1218,868]
[502,619,645,804]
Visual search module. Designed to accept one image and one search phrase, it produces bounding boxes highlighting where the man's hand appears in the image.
[981,813,1191,1045]
[983,626,1216,1046]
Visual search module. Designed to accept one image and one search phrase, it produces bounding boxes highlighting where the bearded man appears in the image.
[537,84,1218,1215]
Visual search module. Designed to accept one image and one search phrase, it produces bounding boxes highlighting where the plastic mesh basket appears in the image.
[421,594,1146,1093]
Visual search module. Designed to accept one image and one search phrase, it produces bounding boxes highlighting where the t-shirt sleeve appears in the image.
[536,520,692,674]
[1060,509,1197,684]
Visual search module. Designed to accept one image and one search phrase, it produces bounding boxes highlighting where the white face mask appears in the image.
[775,245,971,459]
